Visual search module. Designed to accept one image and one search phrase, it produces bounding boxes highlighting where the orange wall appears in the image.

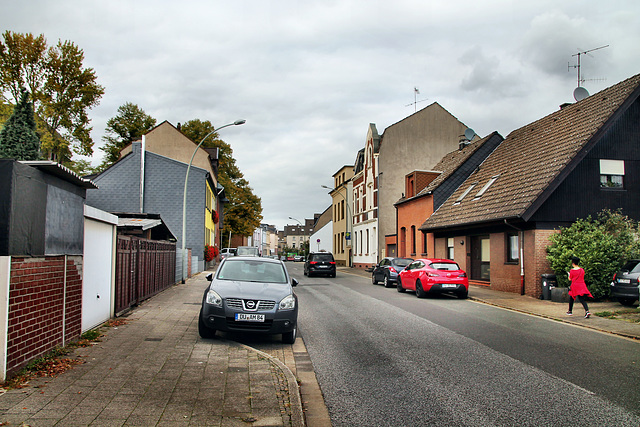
[396,195,434,258]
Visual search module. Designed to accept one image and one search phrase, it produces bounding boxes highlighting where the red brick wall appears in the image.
[397,196,434,258]
[7,256,83,376]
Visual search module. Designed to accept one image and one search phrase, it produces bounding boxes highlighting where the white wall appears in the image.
[83,206,118,332]
[309,221,333,253]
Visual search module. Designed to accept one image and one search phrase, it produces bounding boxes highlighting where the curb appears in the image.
[239,343,306,427]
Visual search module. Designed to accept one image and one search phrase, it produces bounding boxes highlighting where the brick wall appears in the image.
[6,256,83,376]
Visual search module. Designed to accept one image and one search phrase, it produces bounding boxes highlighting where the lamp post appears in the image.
[288,216,306,259]
[181,119,245,283]
[322,184,352,266]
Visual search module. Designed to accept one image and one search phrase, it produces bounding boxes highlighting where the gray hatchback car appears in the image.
[199,257,299,343]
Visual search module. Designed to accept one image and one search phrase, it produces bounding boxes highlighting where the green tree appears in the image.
[99,102,156,170]
[546,209,640,299]
[0,31,104,164]
[180,119,263,237]
[0,89,40,160]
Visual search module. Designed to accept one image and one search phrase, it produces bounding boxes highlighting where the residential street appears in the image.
[286,263,640,427]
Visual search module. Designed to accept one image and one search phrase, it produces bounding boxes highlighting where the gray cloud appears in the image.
[2,0,639,229]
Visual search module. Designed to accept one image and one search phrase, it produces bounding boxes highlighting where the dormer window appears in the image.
[453,183,477,205]
[473,175,500,200]
[600,159,624,189]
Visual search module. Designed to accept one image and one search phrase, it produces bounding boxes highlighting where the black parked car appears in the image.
[372,257,413,288]
[610,259,640,306]
[304,252,336,277]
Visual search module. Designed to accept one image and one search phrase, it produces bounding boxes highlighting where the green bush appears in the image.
[546,210,640,299]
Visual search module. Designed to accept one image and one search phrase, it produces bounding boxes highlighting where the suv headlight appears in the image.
[205,288,223,307]
[279,294,296,311]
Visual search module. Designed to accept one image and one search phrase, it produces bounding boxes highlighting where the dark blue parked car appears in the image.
[372,257,413,288]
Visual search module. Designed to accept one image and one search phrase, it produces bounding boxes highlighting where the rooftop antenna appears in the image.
[568,45,608,87]
[405,87,429,112]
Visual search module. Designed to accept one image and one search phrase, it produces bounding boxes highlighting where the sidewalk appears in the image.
[0,272,305,427]
[338,266,640,341]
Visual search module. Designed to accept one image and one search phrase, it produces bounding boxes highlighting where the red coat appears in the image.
[569,267,593,298]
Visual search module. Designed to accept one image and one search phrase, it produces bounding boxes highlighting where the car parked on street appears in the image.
[198,256,299,343]
[294,255,304,262]
[610,259,640,306]
[372,257,413,288]
[304,252,336,277]
[220,248,237,260]
[236,246,260,257]
[397,258,468,299]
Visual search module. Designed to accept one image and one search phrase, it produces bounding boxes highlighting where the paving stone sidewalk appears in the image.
[0,272,304,427]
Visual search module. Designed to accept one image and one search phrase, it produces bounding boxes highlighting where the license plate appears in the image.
[235,313,265,322]
[619,279,631,284]
[318,265,328,268]
[442,284,457,288]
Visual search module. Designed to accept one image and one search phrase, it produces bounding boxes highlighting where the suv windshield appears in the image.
[218,259,287,283]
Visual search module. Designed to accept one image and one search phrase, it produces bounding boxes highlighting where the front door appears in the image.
[470,235,490,281]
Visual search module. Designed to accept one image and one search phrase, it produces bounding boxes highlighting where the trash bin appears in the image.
[541,274,557,300]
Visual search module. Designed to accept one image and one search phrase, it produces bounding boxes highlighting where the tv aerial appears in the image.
[405,87,429,112]
[568,44,608,101]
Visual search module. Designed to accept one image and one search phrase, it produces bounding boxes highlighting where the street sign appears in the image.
[345,232,351,240]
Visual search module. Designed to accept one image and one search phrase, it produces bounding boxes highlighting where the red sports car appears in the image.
[397,258,469,299]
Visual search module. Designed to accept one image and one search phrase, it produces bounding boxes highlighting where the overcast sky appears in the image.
[2,1,639,230]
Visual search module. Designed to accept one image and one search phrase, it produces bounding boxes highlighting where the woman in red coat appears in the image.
[567,256,593,318]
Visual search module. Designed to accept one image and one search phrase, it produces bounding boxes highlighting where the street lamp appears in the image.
[322,184,352,266]
[288,216,306,259]
[181,119,245,283]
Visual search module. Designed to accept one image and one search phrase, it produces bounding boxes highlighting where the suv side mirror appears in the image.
[291,278,299,287]
[206,273,213,281]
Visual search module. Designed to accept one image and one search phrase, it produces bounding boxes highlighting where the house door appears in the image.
[470,235,490,281]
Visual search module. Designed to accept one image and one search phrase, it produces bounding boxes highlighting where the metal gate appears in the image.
[115,236,176,315]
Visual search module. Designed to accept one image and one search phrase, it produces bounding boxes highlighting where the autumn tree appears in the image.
[0,89,40,160]
[99,102,156,170]
[180,119,263,238]
[0,31,104,164]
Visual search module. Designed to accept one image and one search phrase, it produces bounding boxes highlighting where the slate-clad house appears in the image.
[395,131,504,259]
[86,121,220,281]
[421,73,640,297]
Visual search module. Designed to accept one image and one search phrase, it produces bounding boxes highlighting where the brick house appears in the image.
[395,132,504,259]
[86,121,220,281]
[420,73,640,297]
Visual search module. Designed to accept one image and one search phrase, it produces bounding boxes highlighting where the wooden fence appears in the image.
[115,236,176,315]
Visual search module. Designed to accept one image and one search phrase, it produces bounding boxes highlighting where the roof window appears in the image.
[473,175,500,200]
[453,183,477,205]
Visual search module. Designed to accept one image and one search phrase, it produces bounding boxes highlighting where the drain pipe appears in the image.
[504,219,525,295]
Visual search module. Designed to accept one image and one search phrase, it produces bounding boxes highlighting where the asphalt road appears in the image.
[287,263,640,427]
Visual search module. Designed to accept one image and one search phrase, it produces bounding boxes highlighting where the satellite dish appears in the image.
[464,128,476,140]
[573,86,589,102]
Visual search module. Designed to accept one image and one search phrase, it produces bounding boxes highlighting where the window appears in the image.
[411,226,416,255]
[506,233,519,263]
[447,238,454,260]
[473,175,500,200]
[600,159,624,189]
[454,183,477,205]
